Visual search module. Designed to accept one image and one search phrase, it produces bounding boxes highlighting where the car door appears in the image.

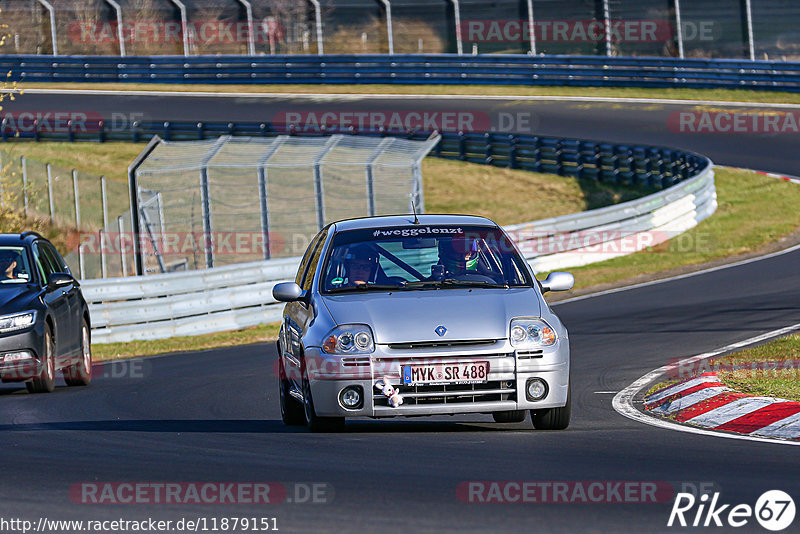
[33,242,72,362]
[284,229,328,386]
[43,242,82,358]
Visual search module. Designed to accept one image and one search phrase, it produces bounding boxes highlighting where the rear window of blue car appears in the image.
[320,225,533,292]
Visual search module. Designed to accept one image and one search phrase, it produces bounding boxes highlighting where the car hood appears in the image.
[322,288,541,344]
[0,285,39,313]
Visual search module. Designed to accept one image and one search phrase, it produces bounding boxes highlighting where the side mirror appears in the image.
[541,272,574,293]
[48,273,74,288]
[273,282,304,302]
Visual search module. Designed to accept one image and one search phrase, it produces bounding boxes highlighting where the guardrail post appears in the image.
[458,132,466,161]
[33,120,40,142]
[163,122,171,142]
[132,122,140,143]
[484,132,493,164]
[46,164,54,222]
[67,120,74,142]
[197,122,204,140]
[509,135,518,169]
[98,120,106,143]
[21,157,28,217]
[72,169,81,228]
[532,137,542,172]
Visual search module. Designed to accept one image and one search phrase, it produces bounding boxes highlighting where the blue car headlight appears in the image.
[322,324,375,355]
[0,311,36,334]
[510,318,556,348]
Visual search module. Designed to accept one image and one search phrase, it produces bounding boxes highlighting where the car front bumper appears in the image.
[0,326,43,381]
[300,338,570,418]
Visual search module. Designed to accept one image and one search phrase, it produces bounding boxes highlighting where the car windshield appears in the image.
[321,225,532,293]
[0,247,32,284]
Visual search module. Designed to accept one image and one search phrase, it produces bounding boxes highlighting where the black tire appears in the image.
[302,369,345,433]
[278,356,305,426]
[531,390,571,430]
[64,320,92,387]
[492,410,527,423]
[27,324,55,393]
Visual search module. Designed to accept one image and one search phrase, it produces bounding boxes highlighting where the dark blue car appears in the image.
[0,232,91,393]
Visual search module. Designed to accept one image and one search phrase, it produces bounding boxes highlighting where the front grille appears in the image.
[374,380,516,407]
[387,339,500,350]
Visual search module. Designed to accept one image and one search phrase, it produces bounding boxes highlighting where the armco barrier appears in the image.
[1,54,800,91]
[84,157,714,344]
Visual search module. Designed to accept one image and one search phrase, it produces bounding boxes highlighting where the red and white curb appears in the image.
[728,167,800,185]
[644,373,800,440]
[613,322,800,446]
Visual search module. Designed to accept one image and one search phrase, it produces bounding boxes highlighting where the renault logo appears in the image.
[435,326,447,337]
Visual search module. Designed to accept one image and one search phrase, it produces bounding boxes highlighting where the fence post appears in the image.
[118,216,127,277]
[743,0,755,60]
[449,0,464,55]
[72,169,81,228]
[601,0,612,56]
[78,244,85,280]
[21,156,28,217]
[313,136,342,231]
[674,0,685,58]
[46,164,54,222]
[100,176,108,278]
[526,0,536,55]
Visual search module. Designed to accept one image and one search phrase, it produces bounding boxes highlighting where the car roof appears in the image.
[0,233,42,247]
[332,214,498,232]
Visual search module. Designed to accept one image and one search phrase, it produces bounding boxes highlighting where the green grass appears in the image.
[561,167,800,292]
[708,334,800,401]
[21,83,800,104]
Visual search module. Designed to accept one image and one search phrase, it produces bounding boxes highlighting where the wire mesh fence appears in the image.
[132,134,438,274]
[1,0,798,60]
[0,150,134,279]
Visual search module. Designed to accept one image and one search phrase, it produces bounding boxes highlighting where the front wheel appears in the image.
[302,369,344,433]
[64,320,92,387]
[27,324,55,393]
[278,356,305,426]
[530,390,571,430]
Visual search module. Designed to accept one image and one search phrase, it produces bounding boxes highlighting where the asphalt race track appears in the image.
[7,90,800,176]
[1,92,799,532]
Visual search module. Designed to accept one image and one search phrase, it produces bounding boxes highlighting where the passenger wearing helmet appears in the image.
[0,250,19,280]
[343,245,379,286]
[438,235,480,276]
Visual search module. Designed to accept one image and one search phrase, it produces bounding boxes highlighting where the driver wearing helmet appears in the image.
[343,245,379,286]
[437,235,480,276]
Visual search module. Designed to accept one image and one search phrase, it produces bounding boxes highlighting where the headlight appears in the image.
[509,318,556,348]
[322,324,375,354]
[0,311,36,334]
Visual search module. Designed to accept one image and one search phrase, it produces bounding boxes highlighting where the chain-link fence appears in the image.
[0,150,134,279]
[2,0,797,60]
[132,134,439,275]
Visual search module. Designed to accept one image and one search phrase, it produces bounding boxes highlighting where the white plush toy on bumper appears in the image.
[375,376,403,408]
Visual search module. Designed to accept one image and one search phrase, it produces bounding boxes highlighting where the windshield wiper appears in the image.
[401,279,508,289]
[327,283,401,293]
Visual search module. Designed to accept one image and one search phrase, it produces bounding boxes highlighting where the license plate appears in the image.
[402,361,490,386]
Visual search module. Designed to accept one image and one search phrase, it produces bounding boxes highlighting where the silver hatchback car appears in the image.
[273,214,574,432]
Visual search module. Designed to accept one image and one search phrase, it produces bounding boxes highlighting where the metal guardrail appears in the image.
[84,155,714,344]
[1,54,800,91]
